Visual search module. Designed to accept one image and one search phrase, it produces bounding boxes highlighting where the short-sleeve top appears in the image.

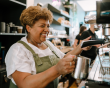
[5,36,65,85]
[75,34,81,45]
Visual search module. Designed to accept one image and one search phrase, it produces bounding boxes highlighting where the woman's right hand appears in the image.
[55,55,76,75]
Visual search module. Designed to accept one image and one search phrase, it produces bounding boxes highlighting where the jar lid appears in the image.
[17,26,23,29]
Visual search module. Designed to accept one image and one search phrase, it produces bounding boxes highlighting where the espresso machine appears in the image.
[77,14,110,87]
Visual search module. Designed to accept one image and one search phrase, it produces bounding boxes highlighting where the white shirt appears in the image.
[5,36,65,85]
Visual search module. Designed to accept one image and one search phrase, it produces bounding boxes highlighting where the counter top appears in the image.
[57,46,73,53]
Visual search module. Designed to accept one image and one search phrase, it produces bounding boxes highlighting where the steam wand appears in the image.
[96,42,110,75]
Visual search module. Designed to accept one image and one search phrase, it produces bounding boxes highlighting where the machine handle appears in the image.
[81,39,105,48]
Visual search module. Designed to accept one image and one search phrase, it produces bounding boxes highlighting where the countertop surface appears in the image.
[57,46,73,53]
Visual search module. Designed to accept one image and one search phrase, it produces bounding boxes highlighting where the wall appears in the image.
[69,1,85,45]
[34,0,65,10]
[72,1,85,34]
[27,0,34,8]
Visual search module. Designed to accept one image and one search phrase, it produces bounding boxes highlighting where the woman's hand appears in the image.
[55,55,76,75]
[93,44,101,48]
[79,36,92,51]
[82,46,92,51]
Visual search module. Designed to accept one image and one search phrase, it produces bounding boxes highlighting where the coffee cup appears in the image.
[17,26,23,33]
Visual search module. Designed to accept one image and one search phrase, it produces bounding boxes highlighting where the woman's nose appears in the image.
[44,27,49,32]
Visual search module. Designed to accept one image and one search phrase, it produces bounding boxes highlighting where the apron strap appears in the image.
[17,41,42,66]
[9,80,18,88]
[44,41,60,58]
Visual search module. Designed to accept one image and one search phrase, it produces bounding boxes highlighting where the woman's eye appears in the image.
[47,26,50,28]
[40,25,45,28]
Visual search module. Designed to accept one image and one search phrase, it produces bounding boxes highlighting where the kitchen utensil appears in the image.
[10,27,17,33]
[0,22,6,33]
[9,22,13,27]
[81,39,105,48]
[17,26,23,33]
[84,14,96,24]
[102,24,110,35]
[72,56,91,80]
[71,40,105,80]
[6,24,10,33]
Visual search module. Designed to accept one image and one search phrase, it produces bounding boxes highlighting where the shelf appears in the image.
[48,35,68,38]
[52,19,61,25]
[0,33,27,36]
[61,24,72,28]
[52,19,72,28]
[0,0,26,7]
[47,4,72,19]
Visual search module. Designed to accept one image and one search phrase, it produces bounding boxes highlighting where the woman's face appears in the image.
[84,28,87,31]
[28,19,50,43]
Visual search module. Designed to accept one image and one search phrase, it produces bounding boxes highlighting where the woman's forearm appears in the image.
[22,65,60,88]
[73,39,78,49]
[65,36,92,57]
[65,44,82,57]
[73,44,77,49]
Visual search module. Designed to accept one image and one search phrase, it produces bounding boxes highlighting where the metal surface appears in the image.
[97,54,105,75]
[84,14,96,24]
[98,67,110,80]
[102,24,110,35]
[73,56,91,79]
[88,55,110,82]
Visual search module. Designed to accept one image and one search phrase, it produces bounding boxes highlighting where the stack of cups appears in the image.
[0,22,6,33]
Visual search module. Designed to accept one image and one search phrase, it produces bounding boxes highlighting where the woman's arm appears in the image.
[12,65,60,88]
[73,39,78,49]
[12,55,75,88]
[65,36,92,57]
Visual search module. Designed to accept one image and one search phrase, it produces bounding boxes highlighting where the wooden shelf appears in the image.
[53,19,61,25]
[53,19,72,28]
[0,33,27,36]
[0,0,26,7]
[46,4,72,19]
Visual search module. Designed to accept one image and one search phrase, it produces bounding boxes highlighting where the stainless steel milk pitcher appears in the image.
[72,56,91,80]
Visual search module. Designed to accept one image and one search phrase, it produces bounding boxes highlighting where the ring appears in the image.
[70,62,72,66]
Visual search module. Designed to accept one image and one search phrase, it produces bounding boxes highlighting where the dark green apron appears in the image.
[9,41,60,88]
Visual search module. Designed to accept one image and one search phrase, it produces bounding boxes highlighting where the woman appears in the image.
[5,6,91,88]
[73,26,87,48]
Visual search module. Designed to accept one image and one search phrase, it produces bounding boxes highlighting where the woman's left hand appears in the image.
[93,44,101,48]
[79,36,92,51]
[82,46,92,51]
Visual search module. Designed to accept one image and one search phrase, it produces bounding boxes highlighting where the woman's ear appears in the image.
[26,25,31,32]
